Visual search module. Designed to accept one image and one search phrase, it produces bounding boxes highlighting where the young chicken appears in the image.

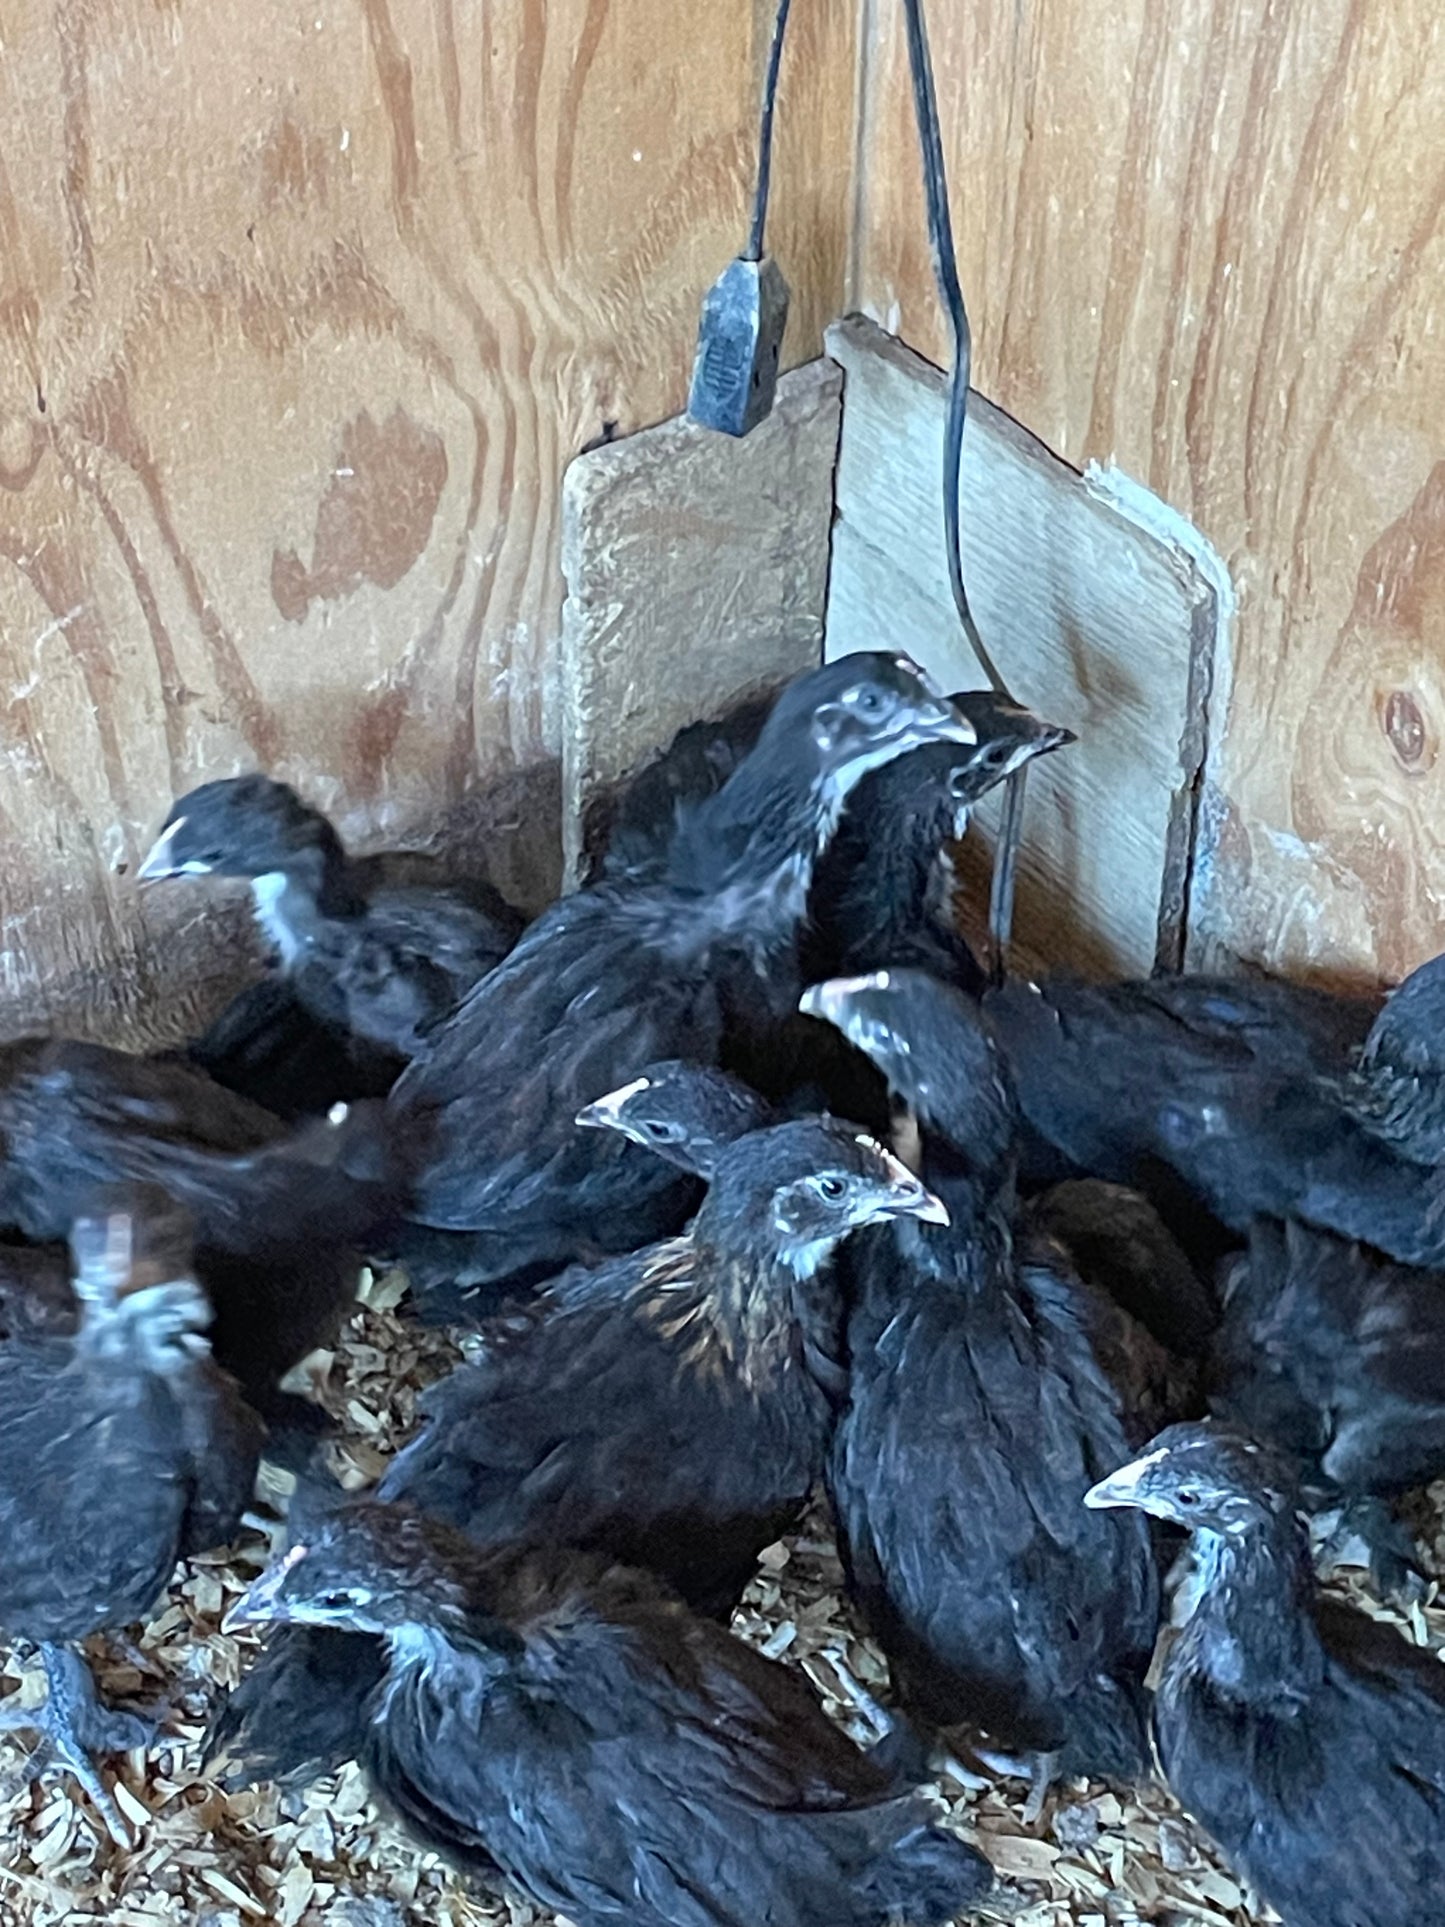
[140,773,523,1065]
[0,1186,263,1842]
[804,969,1170,1809]
[224,1501,992,1927]
[1086,1421,1445,1927]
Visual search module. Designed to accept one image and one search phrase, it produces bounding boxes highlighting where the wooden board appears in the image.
[0,0,859,1043]
[825,316,1220,978]
[559,359,841,884]
[850,0,1445,986]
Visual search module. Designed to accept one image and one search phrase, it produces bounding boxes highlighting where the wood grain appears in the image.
[825,317,1215,979]
[0,0,858,1040]
[560,358,841,885]
[853,0,1445,985]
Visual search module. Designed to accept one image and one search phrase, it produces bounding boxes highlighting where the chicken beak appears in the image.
[575,1076,652,1133]
[1083,1447,1168,1512]
[912,696,978,750]
[222,1543,309,1631]
[998,718,1076,772]
[886,1181,949,1226]
[799,972,890,1028]
[136,817,188,883]
[874,1146,949,1226]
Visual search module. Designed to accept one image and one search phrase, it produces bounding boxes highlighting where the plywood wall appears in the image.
[853,0,1445,987]
[0,0,856,1039]
[9,0,1438,1033]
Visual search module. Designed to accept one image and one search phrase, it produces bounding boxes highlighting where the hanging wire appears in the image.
[900,0,1027,982]
[747,0,794,262]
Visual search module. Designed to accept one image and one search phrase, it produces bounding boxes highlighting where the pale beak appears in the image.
[873,1144,949,1226]
[910,696,978,749]
[222,1543,309,1632]
[1083,1446,1169,1512]
[799,973,892,1027]
[576,1076,652,1133]
[136,817,190,883]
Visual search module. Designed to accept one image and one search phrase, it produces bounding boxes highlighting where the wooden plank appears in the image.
[0,0,859,1043]
[850,0,1445,986]
[825,315,1220,978]
[559,359,842,883]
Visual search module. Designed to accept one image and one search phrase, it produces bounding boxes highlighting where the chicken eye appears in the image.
[812,1174,848,1203]
[846,684,884,717]
[313,1588,360,1611]
[643,1120,678,1142]
[1176,1488,1202,1509]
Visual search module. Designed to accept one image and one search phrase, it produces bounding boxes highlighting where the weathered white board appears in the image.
[559,361,842,884]
[825,316,1224,977]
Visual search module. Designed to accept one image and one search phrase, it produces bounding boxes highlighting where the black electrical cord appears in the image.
[740,0,1025,974]
[900,0,1026,983]
[747,0,793,262]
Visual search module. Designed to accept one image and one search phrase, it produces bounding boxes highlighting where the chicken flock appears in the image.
[0,651,1441,1927]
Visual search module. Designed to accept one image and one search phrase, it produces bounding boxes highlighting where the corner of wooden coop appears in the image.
[559,316,1231,971]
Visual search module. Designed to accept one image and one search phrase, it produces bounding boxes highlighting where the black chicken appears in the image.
[987,969,1380,1138]
[588,690,1074,1129]
[803,693,1074,994]
[224,1501,992,1927]
[574,1058,776,1176]
[0,1036,394,1432]
[0,1186,263,1841]
[803,969,1167,1808]
[384,654,976,1306]
[1086,1421,1445,1927]
[381,1115,941,1613]
[584,689,778,887]
[775,697,1074,1131]
[1209,1213,1445,1591]
[590,683,1069,924]
[982,965,1445,1270]
[140,772,524,1072]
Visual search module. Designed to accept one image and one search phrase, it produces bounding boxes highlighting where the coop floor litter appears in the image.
[2,1266,1440,1927]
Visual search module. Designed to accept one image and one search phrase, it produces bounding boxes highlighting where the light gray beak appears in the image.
[911,697,978,749]
[799,972,892,1027]
[996,721,1076,776]
[136,817,190,883]
[1083,1448,1167,1512]
[576,1076,652,1133]
[221,1543,309,1632]
[870,1142,949,1226]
